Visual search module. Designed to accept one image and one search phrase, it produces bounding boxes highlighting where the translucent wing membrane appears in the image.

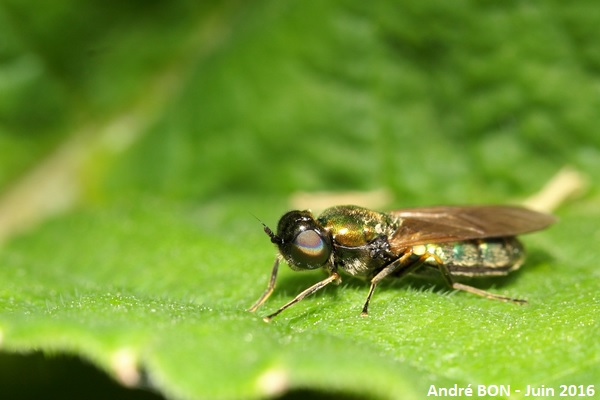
[389,205,556,248]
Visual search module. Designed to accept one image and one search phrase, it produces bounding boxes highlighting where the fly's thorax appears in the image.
[318,205,399,247]
[317,206,398,277]
[412,237,525,276]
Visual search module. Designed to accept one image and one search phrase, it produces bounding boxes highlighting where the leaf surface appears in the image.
[0,1,598,399]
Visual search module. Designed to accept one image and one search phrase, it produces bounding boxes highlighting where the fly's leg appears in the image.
[263,271,342,322]
[433,254,528,304]
[361,250,424,316]
[362,247,528,317]
[248,256,281,312]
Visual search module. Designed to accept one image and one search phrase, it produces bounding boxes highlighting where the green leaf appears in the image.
[1,1,599,399]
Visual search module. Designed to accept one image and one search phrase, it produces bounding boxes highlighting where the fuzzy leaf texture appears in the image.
[0,1,598,399]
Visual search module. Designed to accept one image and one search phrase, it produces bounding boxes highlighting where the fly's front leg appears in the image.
[263,271,342,322]
[248,256,281,312]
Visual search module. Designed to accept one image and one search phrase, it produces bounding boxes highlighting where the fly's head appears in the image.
[264,210,332,271]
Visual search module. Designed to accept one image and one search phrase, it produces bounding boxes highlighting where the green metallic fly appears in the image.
[248,205,556,322]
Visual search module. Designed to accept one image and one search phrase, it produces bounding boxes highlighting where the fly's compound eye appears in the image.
[275,210,332,270]
[288,229,331,269]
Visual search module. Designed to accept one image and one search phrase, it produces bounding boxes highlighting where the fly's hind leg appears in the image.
[432,255,528,304]
[362,248,527,317]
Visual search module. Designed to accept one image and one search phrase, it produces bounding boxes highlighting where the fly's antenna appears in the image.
[251,213,283,245]
[263,224,283,245]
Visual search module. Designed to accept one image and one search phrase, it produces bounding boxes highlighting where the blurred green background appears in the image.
[0,1,598,399]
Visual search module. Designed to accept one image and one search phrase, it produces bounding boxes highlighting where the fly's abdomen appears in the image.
[416,237,525,277]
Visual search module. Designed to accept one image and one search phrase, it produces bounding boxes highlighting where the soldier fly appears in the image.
[248,205,556,322]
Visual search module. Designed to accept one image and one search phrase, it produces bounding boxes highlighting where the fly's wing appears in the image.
[389,205,556,248]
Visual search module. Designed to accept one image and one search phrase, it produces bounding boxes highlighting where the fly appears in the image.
[248,205,556,322]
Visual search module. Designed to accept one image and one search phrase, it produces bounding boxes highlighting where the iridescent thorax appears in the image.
[318,205,398,248]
